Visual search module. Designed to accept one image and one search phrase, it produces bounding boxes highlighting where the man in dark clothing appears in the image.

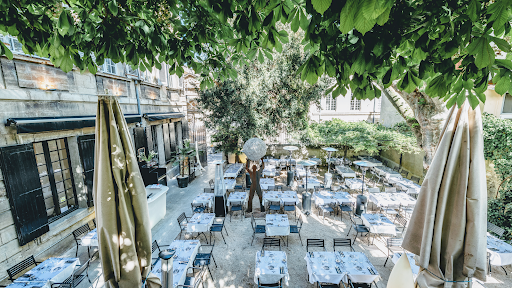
[246,158,265,212]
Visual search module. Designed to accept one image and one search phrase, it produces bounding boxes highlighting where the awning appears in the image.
[6,114,142,134]
[143,112,185,121]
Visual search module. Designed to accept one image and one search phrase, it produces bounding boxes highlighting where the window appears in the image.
[350,96,361,111]
[325,95,336,111]
[1,35,49,59]
[179,76,184,87]
[33,139,77,222]
[502,93,512,114]
[102,59,117,75]
[126,64,139,77]
[167,72,174,87]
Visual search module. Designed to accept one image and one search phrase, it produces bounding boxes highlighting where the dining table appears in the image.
[361,213,396,236]
[254,250,289,286]
[262,191,299,206]
[7,257,80,288]
[345,178,367,190]
[487,234,512,267]
[81,228,98,247]
[150,240,201,288]
[226,191,248,207]
[312,191,355,206]
[187,213,215,233]
[265,214,290,236]
[192,193,215,208]
[388,177,421,195]
[368,192,416,208]
[335,165,356,178]
[260,178,275,190]
[262,164,278,177]
[372,166,401,179]
[223,178,236,190]
[224,163,244,178]
[295,166,313,178]
[302,177,322,188]
[357,156,382,166]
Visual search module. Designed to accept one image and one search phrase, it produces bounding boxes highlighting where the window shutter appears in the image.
[133,127,148,162]
[169,122,177,152]
[0,144,49,246]
[78,135,95,207]
[162,123,171,162]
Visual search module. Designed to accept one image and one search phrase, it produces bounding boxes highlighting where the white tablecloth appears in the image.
[312,191,355,206]
[362,213,396,236]
[223,178,236,190]
[266,214,290,236]
[372,166,401,179]
[150,240,200,288]
[335,165,356,178]
[254,251,289,286]
[487,234,512,266]
[345,179,367,190]
[262,191,299,206]
[306,252,379,285]
[263,165,278,177]
[296,167,313,178]
[227,192,248,206]
[302,177,322,188]
[358,156,382,166]
[305,252,344,284]
[81,228,98,246]
[9,258,80,288]
[389,177,421,194]
[260,178,275,190]
[192,193,215,208]
[338,252,379,284]
[224,163,243,178]
[392,252,419,279]
[369,192,416,208]
[187,213,215,233]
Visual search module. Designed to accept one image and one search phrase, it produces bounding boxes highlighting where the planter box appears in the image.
[177,176,189,188]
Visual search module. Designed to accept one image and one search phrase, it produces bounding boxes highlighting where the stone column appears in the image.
[156,124,166,167]
[176,121,183,149]
[67,136,88,208]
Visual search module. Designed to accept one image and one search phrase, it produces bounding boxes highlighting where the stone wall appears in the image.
[379,148,425,180]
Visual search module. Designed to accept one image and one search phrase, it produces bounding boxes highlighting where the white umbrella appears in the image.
[403,101,487,287]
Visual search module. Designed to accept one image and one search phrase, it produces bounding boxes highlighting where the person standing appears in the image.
[246,158,265,212]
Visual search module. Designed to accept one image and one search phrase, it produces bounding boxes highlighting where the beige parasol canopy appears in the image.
[94,97,152,288]
[403,101,487,287]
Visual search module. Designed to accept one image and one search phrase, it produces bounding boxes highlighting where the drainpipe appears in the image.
[135,79,142,116]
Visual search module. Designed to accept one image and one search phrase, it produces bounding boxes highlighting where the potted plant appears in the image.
[139,150,158,167]
[175,140,196,188]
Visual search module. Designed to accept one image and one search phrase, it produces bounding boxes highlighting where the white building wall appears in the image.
[310,91,381,123]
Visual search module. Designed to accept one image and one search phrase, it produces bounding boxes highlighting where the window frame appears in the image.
[325,95,336,111]
[350,96,361,111]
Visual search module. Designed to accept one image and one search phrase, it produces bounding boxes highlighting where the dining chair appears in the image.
[209,179,215,188]
[348,279,374,288]
[283,202,296,221]
[318,283,339,288]
[6,255,39,282]
[177,265,208,288]
[318,203,335,222]
[306,239,325,252]
[210,217,227,244]
[394,214,408,236]
[289,215,303,246]
[177,212,190,240]
[487,222,505,239]
[411,176,421,184]
[251,215,266,245]
[257,278,283,288]
[262,238,281,251]
[194,239,217,281]
[72,223,92,257]
[333,238,355,252]
[230,201,244,221]
[346,214,370,245]
[367,187,380,193]
[151,240,169,268]
[268,201,281,214]
[384,238,404,267]
[338,202,353,221]
[191,202,206,214]
[51,259,91,288]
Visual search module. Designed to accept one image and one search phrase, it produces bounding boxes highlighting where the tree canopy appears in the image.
[2,0,512,109]
[300,118,421,158]
[197,32,325,154]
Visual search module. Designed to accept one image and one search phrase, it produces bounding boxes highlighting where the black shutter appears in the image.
[77,135,95,207]
[162,123,171,162]
[133,127,148,162]
[0,144,49,246]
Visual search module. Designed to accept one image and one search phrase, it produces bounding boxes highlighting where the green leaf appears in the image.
[466,0,479,22]
[376,7,391,26]
[299,9,309,30]
[476,91,486,103]
[325,57,336,77]
[263,49,274,61]
[0,41,13,60]
[311,0,332,15]
[339,0,356,34]
[353,8,376,35]
[291,11,300,32]
[108,0,119,16]
[446,93,458,108]
[258,50,264,63]
[306,69,318,85]
[490,36,512,53]
[456,90,466,107]
[58,10,71,36]
[495,75,511,95]
[488,1,510,32]
[467,90,479,109]
[466,37,495,68]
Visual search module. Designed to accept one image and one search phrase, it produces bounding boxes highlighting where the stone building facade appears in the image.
[0,49,194,279]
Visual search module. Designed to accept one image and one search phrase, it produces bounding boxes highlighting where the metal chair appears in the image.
[394,214,408,236]
[191,202,207,214]
[275,185,283,191]
[262,238,281,251]
[318,203,335,222]
[209,179,214,188]
[193,239,217,280]
[384,238,404,267]
[289,215,303,246]
[346,214,370,245]
[318,283,339,288]
[333,238,355,252]
[380,204,400,218]
[210,218,227,244]
[338,202,353,220]
[229,201,244,221]
[151,240,169,268]
[51,259,91,288]
[348,279,374,288]
[177,212,190,240]
[6,256,39,282]
[177,265,208,288]
[72,223,92,257]
[400,204,415,219]
[257,278,283,288]
[487,221,505,239]
[400,170,409,178]
[268,186,275,191]
[251,215,266,245]
[306,239,325,252]
[283,202,296,221]
[411,176,420,184]
[268,201,281,214]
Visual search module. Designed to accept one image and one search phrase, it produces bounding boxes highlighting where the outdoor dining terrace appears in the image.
[1,154,511,288]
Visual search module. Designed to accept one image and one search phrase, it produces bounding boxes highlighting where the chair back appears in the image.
[151,240,161,254]
[192,266,207,288]
[74,259,90,278]
[7,255,37,281]
[177,212,187,227]
[275,185,283,191]
[72,224,91,241]
[269,201,280,206]
[487,221,505,238]
[297,215,303,228]
[209,179,215,188]
[333,238,352,251]
[386,237,403,248]
[283,202,295,207]
[268,186,275,191]
[231,201,242,208]
[306,239,325,252]
[258,278,282,288]
[262,238,281,250]
[384,187,396,192]
[395,215,408,228]
[411,176,420,184]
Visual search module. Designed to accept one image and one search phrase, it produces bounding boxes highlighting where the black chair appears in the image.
[51,259,91,287]
[318,204,334,222]
[210,217,227,244]
[257,278,283,288]
[177,265,207,288]
[333,238,355,252]
[72,223,92,257]
[338,202,353,220]
[283,202,296,221]
[251,215,266,245]
[193,239,217,280]
[394,214,408,236]
[318,283,339,288]
[289,215,303,246]
[6,256,39,282]
[487,221,505,239]
[230,201,244,222]
[306,239,325,252]
[384,238,404,267]
[348,279,375,287]
[191,202,206,214]
[262,238,281,251]
[347,214,370,245]
[268,201,281,214]
[151,240,169,268]
[177,212,190,240]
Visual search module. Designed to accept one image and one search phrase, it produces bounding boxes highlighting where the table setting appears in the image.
[372,166,401,179]
[224,163,243,178]
[263,164,278,177]
[262,191,299,206]
[357,156,382,166]
[227,191,248,206]
[487,234,512,266]
[368,192,416,208]
[150,240,200,288]
[8,257,80,288]
[254,250,289,286]
[312,191,354,206]
[388,177,421,194]
[361,213,396,236]
[302,177,322,188]
[337,252,379,284]
[296,166,313,178]
[187,213,215,233]
[391,252,419,279]
[192,193,215,208]
[345,178,367,190]
[265,214,290,236]
[335,165,356,178]
[260,178,275,190]
[81,228,98,247]
[223,178,236,190]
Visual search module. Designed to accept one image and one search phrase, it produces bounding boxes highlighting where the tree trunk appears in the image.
[378,84,449,170]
